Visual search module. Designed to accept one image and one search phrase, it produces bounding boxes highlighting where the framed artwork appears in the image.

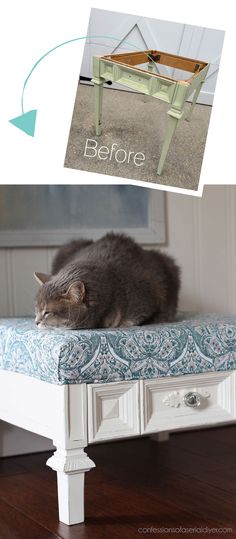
[0,185,166,246]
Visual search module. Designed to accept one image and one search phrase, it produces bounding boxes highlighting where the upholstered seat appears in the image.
[1,313,236,385]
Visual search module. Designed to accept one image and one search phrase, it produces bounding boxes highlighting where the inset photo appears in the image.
[64,9,225,192]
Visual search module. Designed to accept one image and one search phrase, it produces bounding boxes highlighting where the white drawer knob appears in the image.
[183,391,202,408]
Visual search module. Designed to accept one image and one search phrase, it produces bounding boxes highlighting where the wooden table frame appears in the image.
[92,50,209,175]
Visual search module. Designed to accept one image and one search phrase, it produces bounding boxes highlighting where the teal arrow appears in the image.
[9,109,37,136]
[9,36,151,137]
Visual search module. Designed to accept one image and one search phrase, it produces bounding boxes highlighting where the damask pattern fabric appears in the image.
[0,314,236,385]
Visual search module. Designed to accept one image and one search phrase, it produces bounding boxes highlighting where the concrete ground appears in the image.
[64,83,211,191]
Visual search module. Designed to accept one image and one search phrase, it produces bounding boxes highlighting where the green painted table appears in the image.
[92,50,209,175]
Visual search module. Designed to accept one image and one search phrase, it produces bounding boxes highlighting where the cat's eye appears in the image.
[44,311,53,318]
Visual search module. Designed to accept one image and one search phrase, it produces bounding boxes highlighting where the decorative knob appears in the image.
[183,391,202,408]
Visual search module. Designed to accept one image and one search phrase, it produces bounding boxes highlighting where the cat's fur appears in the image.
[34,233,180,329]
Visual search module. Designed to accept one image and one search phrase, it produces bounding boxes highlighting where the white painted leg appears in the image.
[56,471,85,524]
[92,77,104,136]
[47,447,95,525]
[150,432,170,442]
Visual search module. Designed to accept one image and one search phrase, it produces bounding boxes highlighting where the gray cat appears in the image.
[34,233,180,329]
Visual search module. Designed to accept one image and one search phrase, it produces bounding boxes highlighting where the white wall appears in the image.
[1,185,236,455]
[0,185,235,318]
[163,185,236,315]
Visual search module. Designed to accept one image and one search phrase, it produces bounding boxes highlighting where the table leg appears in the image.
[92,77,104,136]
[47,447,95,525]
[157,109,180,175]
[185,81,203,122]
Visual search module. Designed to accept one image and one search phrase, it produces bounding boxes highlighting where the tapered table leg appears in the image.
[186,81,203,122]
[92,77,104,136]
[47,448,95,525]
[157,109,180,175]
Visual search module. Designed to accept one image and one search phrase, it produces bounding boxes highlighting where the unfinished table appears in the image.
[92,50,209,175]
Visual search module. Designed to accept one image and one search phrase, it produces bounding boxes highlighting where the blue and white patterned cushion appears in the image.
[0,314,236,385]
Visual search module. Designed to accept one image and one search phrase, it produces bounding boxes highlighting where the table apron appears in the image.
[98,59,177,104]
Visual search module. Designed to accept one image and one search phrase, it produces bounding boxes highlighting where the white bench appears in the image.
[0,314,236,525]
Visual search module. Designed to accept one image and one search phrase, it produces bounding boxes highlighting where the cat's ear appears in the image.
[34,272,51,285]
[64,281,85,303]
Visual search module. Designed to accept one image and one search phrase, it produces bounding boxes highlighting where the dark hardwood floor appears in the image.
[0,426,236,538]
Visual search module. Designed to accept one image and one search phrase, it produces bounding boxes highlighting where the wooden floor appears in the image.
[0,426,236,538]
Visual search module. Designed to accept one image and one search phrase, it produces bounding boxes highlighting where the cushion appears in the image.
[0,314,236,385]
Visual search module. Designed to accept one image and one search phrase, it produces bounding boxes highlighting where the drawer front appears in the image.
[140,371,236,434]
[88,381,140,443]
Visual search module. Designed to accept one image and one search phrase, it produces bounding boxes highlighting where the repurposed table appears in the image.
[0,313,235,525]
[92,50,209,175]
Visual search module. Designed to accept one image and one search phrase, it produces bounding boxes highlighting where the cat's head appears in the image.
[34,271,88,329]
